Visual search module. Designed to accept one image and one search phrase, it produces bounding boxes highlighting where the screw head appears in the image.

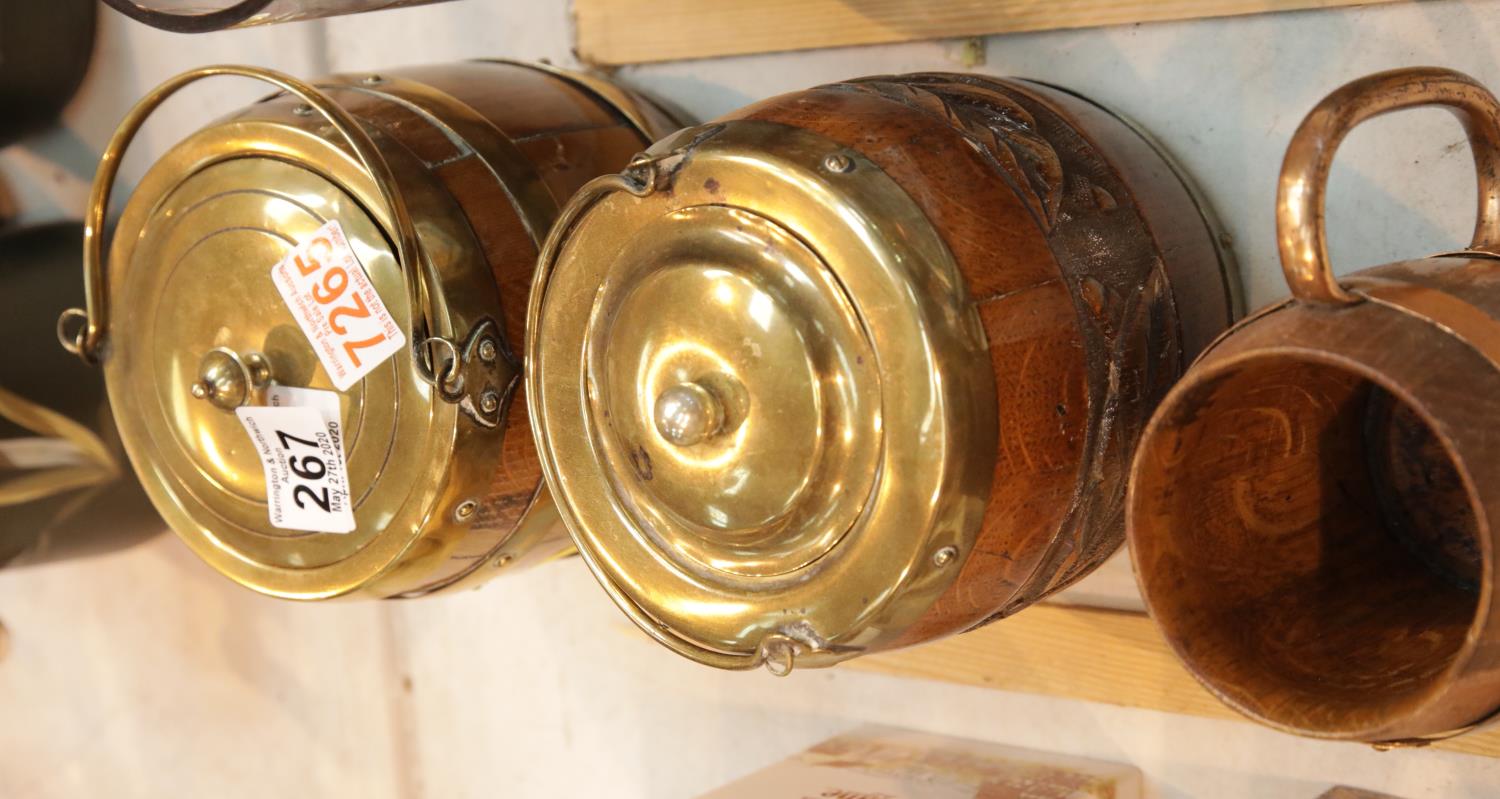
[932,545,959,568]
[292,104,314,117]
[477,338,498,363]
[823,153,854,173]
[479,390,500,414]
[362,74,385,86]
[493,554,514,569]
[454,500,479,521]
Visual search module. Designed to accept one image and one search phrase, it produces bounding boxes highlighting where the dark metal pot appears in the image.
[101,0,450,32]
[0,0,96,146]
[1,223,161,568]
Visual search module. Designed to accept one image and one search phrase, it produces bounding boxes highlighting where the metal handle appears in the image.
[57,64,459,394]
[0,385,119,508]
[101,0,274,33]
[1277,66,1500,306]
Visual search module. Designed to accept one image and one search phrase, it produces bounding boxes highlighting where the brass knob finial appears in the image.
[653,382,725,447]
[190,348,270,411]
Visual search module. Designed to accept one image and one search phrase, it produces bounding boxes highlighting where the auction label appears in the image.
[271,219,404,391]
[237,387,355,534]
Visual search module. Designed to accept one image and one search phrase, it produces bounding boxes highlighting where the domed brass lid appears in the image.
[64,68,509,598]
[528,121,997,670]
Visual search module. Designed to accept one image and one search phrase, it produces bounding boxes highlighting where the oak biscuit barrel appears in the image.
[58,61,677,599]
[527,73,1237,671]
[1129,67,1500,744]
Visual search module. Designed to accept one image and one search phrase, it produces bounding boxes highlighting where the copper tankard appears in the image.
[1130,67,1500,743]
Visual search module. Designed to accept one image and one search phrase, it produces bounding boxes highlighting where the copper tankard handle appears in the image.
[57,65,462,394]
[1278,66,1500,306]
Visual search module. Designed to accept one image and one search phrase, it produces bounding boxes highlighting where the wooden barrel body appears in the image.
[305,62,673,595]
[736,75,1237,643]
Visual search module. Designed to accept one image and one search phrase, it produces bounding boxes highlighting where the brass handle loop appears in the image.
[58,64,460,395]
[1278,66,1500,306]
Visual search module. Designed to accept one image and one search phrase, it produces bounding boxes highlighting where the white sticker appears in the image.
[237,387,356,534]
[266,384,342,421]
[271,220,405,391]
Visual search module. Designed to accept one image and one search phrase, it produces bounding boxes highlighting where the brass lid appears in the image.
[528,121,997,670]
[75,68,508,598]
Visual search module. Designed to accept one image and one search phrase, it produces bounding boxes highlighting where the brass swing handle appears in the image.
[57,65,461,395]
[1277,66,1500,307]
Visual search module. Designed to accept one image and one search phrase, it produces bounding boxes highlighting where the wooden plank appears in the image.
[574,0,1404,65]
[848,604,1500,759]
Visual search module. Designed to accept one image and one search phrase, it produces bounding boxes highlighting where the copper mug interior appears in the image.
[1132,348,1486,736]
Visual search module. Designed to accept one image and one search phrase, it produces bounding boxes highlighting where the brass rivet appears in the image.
[653,382,725,447]
[823,153,854,173]
[477,338,498,363]
[292,104,314,117]
[493,554,514,569]
[362,74,385,86]
[454,500,479,521]
[933,545,959,567]
[480,390,500,414]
